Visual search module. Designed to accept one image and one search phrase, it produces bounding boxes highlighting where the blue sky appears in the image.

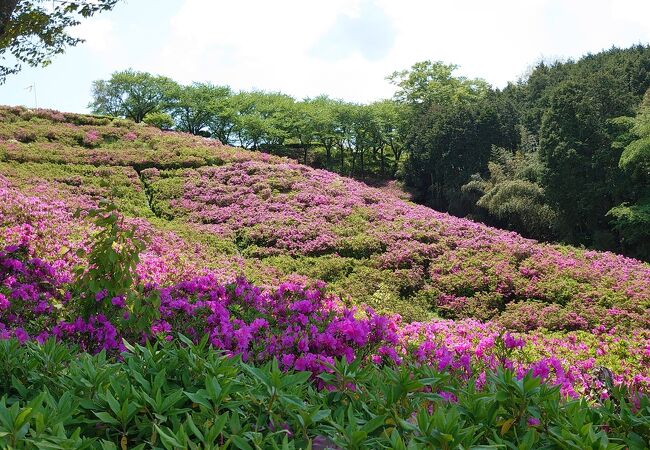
[1,0,649,113]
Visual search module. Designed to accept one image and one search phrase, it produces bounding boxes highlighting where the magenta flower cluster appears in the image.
[142,160,650,330]
[1,106,649,401]
[2,242,648,397]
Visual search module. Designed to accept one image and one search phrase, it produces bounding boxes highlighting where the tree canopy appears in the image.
[0,0,120,83]
[90,70,176,123]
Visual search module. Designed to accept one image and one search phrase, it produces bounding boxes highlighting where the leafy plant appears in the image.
[72,201,159,334]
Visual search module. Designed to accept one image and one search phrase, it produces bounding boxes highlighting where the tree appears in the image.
[333,102,357,175]
[370,99,408,176]
[230,91,268,149]
[167,82,230,136]
[607,90,650,259]
[287,100,317,164]
[307,96,342,169]
[90,70,177,123]
[143,111,174,130]
[231,91,295,149]
[391,61,513,213]
[462,148,558,239]
[388,60,489,108]
[206,88,236,145]
[538,73,635,246]
[349,103,381,178]
[1,0,119,83]
[403,91,518,214]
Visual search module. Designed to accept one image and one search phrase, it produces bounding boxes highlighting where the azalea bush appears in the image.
[2,105,649,329]
[0,104,649,447]
[1,212,648,398]
[140,160,650,329]
[0,106,285,170]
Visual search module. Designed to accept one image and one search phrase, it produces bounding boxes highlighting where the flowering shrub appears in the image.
[1,239,648,397]
[1,106,650,448]
[0,245,64,343]
[123,131,137,141]
[140,161,649,329]
[82,130,101,147]
[2,105,648,329]
[0,106,286,170]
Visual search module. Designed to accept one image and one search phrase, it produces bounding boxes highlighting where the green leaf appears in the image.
[155,424,183,449]
[93,411,119,426]
[361,414,386,434]
[230,435,254,450]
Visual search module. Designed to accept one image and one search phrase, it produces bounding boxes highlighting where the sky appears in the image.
[1,0,649,113]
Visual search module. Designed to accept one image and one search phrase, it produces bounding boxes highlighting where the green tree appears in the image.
[462,148,558,239]
[206,88,236,145]
[333,101,357,175]
[231,91,295,149]
[89,69,176,123]
[404,91,519,214]
[287,100,317,164]
[1,0,119,83]
[538,74,635,247]
[167,82,230,136]
[143,111,174,130]
[393,61,515,214]
[370,99,408,176]
[348,103,383,178]
[388,60,489,108]
[498,45,650,254]
[307,96,343,169]
[608,90,650,259]
[231,91,267,150]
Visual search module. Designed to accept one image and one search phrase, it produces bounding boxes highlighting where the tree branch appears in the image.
[0,0,19,38]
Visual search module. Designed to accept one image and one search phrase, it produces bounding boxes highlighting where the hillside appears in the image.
[2,105,648,326]
[2,105,650,446]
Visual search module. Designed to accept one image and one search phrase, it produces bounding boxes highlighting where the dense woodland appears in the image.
[90,46,650,262]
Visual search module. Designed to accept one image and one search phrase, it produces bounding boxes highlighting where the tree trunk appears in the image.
[0,0,19,38]
[359,148,364,179]
[389,142,402,176]
[325,142,332,168]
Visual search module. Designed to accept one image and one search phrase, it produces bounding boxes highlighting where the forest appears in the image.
[90,45,650,261]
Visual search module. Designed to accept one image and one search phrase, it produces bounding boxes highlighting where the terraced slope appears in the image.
[1,105,648,329]
[1,105,649,394]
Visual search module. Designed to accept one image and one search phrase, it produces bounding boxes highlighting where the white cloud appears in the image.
[71,19,115,53]
[7,0,648,113]
[142,0,648,103]
[610,0,650,27]
[144,0,399,101]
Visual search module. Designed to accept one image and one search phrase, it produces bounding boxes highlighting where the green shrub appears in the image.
[1,338,648,449]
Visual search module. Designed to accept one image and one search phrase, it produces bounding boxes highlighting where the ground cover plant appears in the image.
[1,338,649,449]
[1,233,649,448]
[1,105,649,447]
[1,106,649,328]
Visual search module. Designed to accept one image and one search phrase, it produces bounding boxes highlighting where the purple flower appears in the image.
[527,417,540,427]
[0,293,9,310]
[111,296,126,308]
[95,289,108,302]
[503,333,525,349]
[438,391,458,403]
[14,327,29,344]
